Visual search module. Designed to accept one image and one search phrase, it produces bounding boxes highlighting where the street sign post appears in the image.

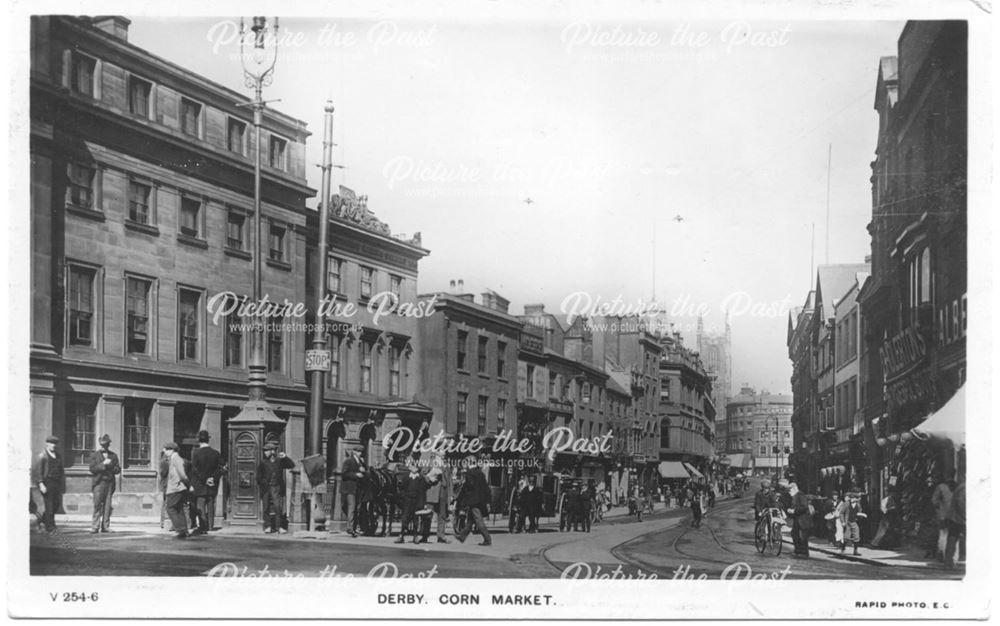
[305,349,331,372]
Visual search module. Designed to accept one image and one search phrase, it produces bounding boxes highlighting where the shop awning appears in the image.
[912,386,965,446]
[726,453,753,469]
[658,461,689,479]
[683,463,704,478]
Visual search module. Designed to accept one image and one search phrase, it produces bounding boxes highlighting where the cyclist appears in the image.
[754,479,776,520]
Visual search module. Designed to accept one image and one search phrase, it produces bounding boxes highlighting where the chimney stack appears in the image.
[481,290,510,314]
[449,280,456,290]
[524,304,546,316]
[457,279,464,292]
[92,16,131,42]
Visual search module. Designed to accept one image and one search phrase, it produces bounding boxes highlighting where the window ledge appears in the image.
[125,220,160,236]
[224,247,252,261]
[66,204,106,222]
[177,233,209,249]
[122,467,156,476]
[266,258,292,272]
[477,372,491,380]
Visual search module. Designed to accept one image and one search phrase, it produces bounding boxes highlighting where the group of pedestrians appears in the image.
[512,476,543,533]
[558,480,596,532]
[30,433,125,535]
[160,431,227,539]
[30,430,226,539]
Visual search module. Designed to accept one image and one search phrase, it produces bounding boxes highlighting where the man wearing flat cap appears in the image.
[257,442,295,534]
[191,430,224,534]
[31,436,66,533]
[163,442,193,539]
[88,434,121,533]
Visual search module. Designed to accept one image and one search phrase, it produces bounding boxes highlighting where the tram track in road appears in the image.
[537,497,751,577]
[610,499,749,575]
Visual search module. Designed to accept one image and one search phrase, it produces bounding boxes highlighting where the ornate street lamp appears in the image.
[227,17,286,528]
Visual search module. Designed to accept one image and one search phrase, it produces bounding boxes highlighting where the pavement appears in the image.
[35,502,679,563]
[785,535,965,571]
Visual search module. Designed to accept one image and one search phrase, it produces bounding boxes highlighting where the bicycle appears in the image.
[754,507,785,556]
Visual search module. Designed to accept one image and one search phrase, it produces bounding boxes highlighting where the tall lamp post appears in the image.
[227,17,286,528]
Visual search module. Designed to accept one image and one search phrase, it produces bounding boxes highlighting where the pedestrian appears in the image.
[689,484,702,528]
[158,450,170,529]
[88,434,121,533]
[872,486,901,549]
[837,492,867,556]
[580,481,594,532]
[633,485,645,522]
[31,436,66,533]
[256,442,295,534]
[396,457,432,544]
[191,430,224,534]
[943,480,965,569]
[823,492,842,547]
[568,483,583,531]
[708,482,717,509]
[512,477,527,533]
[163,442,193,539]
[455,455,492,546]
[524,476,542,532]
[424,454,452,544]
[340,445,366,537]
[929,473,954,561]
[785,482,813,557]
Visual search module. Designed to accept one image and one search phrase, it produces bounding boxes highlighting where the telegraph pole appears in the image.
[303,102,336,531]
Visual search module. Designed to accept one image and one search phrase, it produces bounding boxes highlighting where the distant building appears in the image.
[725,387,792,477]
[697,315,732,456]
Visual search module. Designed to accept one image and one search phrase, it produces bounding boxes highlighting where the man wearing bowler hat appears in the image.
[191,430,224,534]
[340,445,367,537]
[31,436,66,533]
[88,434,121,533]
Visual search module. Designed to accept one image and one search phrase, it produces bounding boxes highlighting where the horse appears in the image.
[355,464,402,537]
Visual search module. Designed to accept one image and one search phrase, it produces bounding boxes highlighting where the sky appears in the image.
[127,16,904,395]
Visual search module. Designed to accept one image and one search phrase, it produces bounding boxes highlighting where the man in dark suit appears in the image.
[786,481,813,557]
[340,445,366,537]
[395,458,432,544]
[455,456,492,546]
[191,430,224,533]
[522,476,542,533]
[31,436,66,533]
[88,434,121,533]
[256,442,295,534]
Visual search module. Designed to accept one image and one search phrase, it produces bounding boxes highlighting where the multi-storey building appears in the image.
[304,186,431,482]
[697,315,732,457]
[29,16,314,517]
[657,331,715,478]
[786,264,867,494]
[858,21,967,520]
[787,292,817,487]
[415,288,521,508]
[724,387,792,477]
[828,270,868,495]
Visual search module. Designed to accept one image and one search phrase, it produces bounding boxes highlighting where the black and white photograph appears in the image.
[5,0,992,620]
